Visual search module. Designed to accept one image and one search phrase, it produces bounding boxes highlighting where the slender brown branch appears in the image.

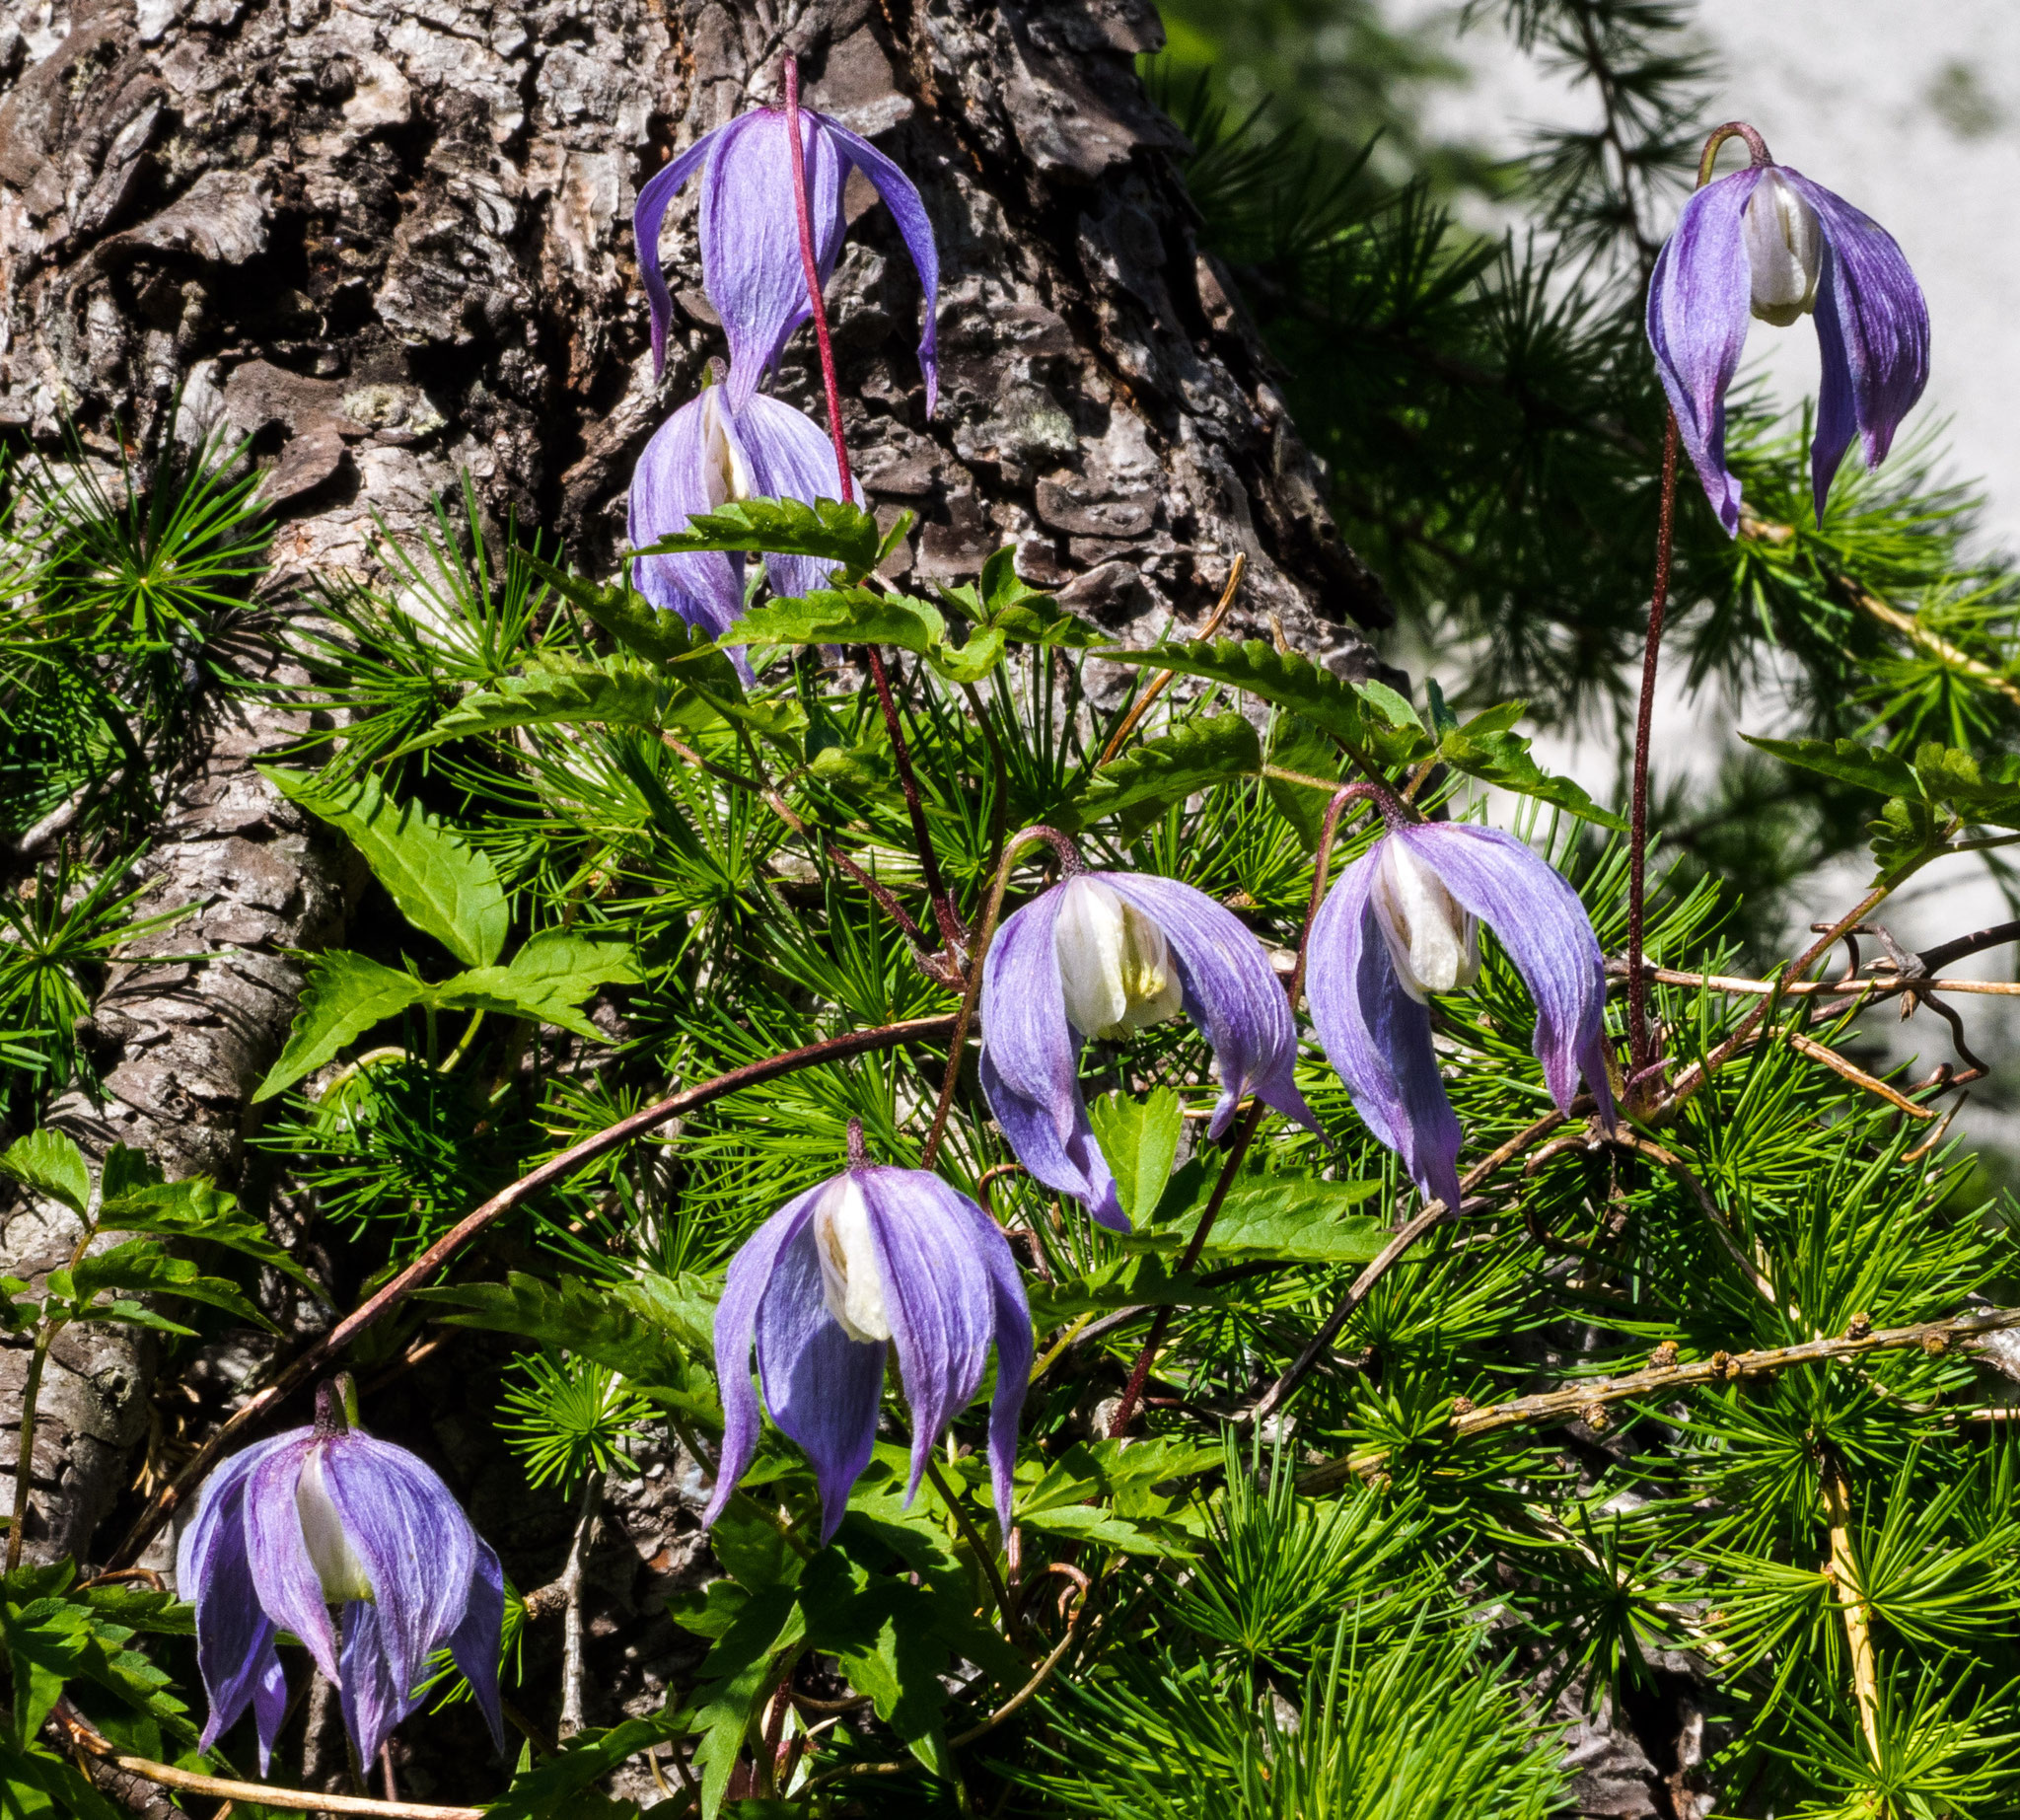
[1097,554,1245,766]
[864,645,967,959]
[108,1013,957,1568]
[58,1706,477,1820]
[1298,1302,2020,1495]
[1242,1106,1573,1426]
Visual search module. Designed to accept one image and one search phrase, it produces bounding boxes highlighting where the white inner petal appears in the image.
[1370,838,1479,1002]
[813,1175,892,1344]
[296,1446,376,1606]
[700,389,755,507]
[1052,876,1184,1041]
[1743,170,1822,328]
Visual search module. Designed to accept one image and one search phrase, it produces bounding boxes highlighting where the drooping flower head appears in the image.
[1646,137,1929,535]
[1307,819,1616,1211]
[633,103,940,413]
[709,1140,1032,1545]
[629,378,843,673]
[979,859,1319,1230]
[176,1377,503,1773]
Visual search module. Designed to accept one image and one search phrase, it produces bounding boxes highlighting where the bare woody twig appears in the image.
[558,1470,605,1739]
[1298,1302,2020,1495]
[109,1013,958,1568]
[58,1704,477,1820]
[1097,554,1245,765]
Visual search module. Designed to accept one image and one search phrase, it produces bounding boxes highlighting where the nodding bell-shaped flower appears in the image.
[175,1378,504,1774]
[633,104,940,413]
[629,378,843,674]
[979,867,1319,1231]
[1307,823,1615,1212]
[1646,150,1928,535]
[708,1146,1032,1545]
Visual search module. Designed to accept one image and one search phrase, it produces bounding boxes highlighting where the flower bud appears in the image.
[812,1173,891,1343]
[1743,168,1821,328]
[1369,836,1479,1000]
[1052,876,1184,1041]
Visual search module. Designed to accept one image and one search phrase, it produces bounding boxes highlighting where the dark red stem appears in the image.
[782,58,854,506]
[1626,409,1680,1080]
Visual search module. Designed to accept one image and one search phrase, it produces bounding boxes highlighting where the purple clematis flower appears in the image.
[979,869,1319,1231]
[175,1378,503,1773]
[633,104,939,413]
[629,380,843,675]
[1647,155,1928,535]
[1307,822,1616,1211]
[708,1151,1032,1546]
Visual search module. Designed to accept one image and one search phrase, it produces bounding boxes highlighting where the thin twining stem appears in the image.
[795,1568,1103,1792]
[866,644,968,959]
[1107,788,1372,1440]
[1625,406,1680,1083]
[924,1455,1023,1649]
[920,824,1075,1169]
[1297,1301,2020,1496]
[108,1013,958,1570]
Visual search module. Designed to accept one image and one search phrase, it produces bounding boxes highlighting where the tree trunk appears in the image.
[0,0,1389,1564]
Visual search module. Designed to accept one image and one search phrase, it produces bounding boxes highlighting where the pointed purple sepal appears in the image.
[978,870,1313,1228]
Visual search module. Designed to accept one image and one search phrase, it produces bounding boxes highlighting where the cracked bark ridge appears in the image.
[0,653,352,1566]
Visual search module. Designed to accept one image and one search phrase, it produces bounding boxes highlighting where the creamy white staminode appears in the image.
[1743,169,1822,328]
[700,386,756,508]
[1370,838,1479,1001]
[1052,876,1184,1042]
[813,1175,891,1344]
[296,1446,376,1605]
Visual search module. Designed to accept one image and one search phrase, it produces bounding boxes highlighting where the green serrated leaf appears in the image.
[252,951,427,1103]
[521,552,713,668]
[1098,639,1426,766]
[1069,712,1262,834]
[478,1715,680,1820]
[1087,1088,1186,1229]
[260,769,508,969]
[0,1130,91,1217]
[420,1272,716,1416]
[1133,1173,1389,1263]
[65,1240,271,1329]
[688,1583,806,1819]
[393,658,669,755]
[727,588,945,655]
[1741,734,1921,800]
[633,495,883,581]
[1263,709,1346,849]
[434,930,642,1043]
[1439,713,1626,832]
[98,1178,326,1301]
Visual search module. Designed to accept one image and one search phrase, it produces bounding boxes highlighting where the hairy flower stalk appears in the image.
[979,867,1318,1228]
[708,1138,1032,1543]
[176,1376,504,1773]
[628,372,842,668]
[1646,126,1929,535]
[1308,819,1615,1210]
[631,79,940,415]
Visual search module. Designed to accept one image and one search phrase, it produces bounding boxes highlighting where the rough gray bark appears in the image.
[0,667,353,1565]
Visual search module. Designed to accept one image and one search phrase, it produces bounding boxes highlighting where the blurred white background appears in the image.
[1405,0,2020,1131]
